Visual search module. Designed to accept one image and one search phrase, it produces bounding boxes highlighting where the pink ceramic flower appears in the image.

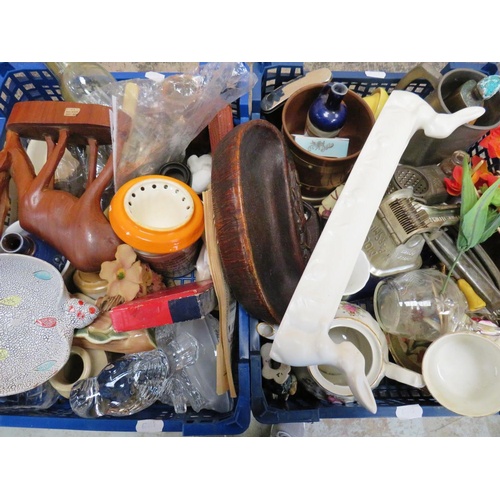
[99,244,143,302]
[341,303,358,316]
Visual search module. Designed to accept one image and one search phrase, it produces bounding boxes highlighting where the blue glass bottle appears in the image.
[305,82,348,138]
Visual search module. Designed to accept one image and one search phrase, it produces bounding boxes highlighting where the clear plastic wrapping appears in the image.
[87,62,257,191]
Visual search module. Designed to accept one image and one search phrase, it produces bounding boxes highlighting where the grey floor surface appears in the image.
[2,61,499,438]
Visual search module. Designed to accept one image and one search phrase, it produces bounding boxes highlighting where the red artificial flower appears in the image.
[479,126,500,159]
[443,157,490,197]
[443,165,463,196]
[478,172,499,188]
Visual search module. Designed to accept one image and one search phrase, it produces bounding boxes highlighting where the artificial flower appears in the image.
[443,157,489,197]
[443,166,463,196]
[138,262,167,296]
[99,244,143,302]
[441,157,500,293]
[479,126,500,159]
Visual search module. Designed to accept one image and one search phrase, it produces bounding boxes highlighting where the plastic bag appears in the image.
[88,62,257,191]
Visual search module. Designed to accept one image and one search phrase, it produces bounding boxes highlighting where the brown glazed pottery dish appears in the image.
[211,119,320,324]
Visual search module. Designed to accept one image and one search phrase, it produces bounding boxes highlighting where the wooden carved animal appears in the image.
[0,101,130,272]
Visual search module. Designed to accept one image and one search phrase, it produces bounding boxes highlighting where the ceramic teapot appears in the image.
[293,302,425,408]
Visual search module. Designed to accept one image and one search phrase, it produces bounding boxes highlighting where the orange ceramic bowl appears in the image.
[109,175,204,255]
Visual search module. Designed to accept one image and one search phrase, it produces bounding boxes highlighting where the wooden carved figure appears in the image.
[0,101,130,272]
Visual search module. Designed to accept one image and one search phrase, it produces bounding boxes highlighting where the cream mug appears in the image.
[293,302,425,406]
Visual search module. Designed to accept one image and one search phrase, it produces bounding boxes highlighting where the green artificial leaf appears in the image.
[478,207,500,244]
[491,186,500,208]
[459,202,490,250]
[456,229,468,252]
[460,175,500,250]
[460,157,479,220]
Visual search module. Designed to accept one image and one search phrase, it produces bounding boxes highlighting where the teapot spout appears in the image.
[271,331,377,414]
[334,340,377,414]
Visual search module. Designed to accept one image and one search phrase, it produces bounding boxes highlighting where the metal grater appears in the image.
[378,188,461,245]
[386,164,448,205]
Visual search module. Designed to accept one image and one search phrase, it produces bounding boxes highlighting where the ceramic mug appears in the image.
[293,302,425,405]
[422,331,500,417]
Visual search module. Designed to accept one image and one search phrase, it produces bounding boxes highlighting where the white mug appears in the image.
[422,331,500,417]
[294,302,425,406]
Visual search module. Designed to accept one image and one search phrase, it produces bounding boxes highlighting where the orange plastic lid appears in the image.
[109,175,204,254]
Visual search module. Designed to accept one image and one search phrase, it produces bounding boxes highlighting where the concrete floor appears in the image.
[2,61,499,438]
[1,413,500,437]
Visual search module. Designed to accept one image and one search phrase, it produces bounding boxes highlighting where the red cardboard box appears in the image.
[110,280,216,332]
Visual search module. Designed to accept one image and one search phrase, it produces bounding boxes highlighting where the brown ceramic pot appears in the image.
[282,83,375,198]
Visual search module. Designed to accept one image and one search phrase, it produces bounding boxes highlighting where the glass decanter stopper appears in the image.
[305,82,348,138]
[439,150,469,177]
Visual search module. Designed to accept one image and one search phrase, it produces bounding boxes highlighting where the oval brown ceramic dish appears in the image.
[211,119,320,324]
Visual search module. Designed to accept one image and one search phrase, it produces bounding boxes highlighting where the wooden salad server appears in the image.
[270,90,485,414]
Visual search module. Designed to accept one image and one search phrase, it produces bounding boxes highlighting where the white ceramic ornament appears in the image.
[270,90,485,414]
[187,154,212,193]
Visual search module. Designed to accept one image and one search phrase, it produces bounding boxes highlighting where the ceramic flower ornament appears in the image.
[99,244,143,302]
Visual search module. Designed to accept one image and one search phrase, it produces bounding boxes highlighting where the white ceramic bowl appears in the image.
[422,332,500,417]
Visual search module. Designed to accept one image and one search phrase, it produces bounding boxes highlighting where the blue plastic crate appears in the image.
[0,62,252,436]
[0,305,250,435]
[248,62,500,425]
[246,308,457,424]
[0,62,249,146]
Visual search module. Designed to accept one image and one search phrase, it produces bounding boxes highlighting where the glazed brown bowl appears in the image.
[211,119,320,324]
[282,83,375,198]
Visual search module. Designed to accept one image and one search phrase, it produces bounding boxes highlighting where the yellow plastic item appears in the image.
[109,175,204,255]
[363,87,389,120]
[457,279,486,312]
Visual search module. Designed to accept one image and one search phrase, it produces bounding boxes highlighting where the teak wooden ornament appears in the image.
[0,101,131,272]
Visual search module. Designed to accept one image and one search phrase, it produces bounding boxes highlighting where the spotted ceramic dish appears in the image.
[0,254,99,396]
